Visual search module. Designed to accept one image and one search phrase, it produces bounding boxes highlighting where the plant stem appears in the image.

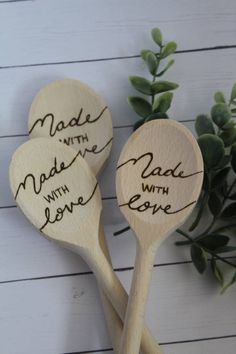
[188,191,209,231]
[223,177,236,205]
[194,217,217,242]
[114,226,130,236]
[176,228,192,240]
[192,177,236,240]
[176,229,236,269]
[175,240,191,246]
[213,223,236,234]
[151,47,162,105]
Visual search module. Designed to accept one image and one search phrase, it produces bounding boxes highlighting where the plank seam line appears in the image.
[0,205,16,209]
[1,257,236,285]
[0,120,194,139]
[64,349,112,354]
[0,133,28,139]
[0,198,116,210]
[0,200,120,208]
[0,260,193,285]
[1,45,236,70]
[0,0,33,3]
[0,120,198,140]
[160,334,236,346]
[63,334,236,353]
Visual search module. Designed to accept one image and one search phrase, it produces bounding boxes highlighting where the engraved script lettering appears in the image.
[75,138,113,159]
[117,152,203,216]
[43,185,70,203]
[119,194,196,215]
[14,152,81,199]
[40,183,98,231]
[117,152,202,179]
[141,183,169,195]
[29,106,108,137]
[59,133,89,146]
[15,152,98,232]
[29,106,113,158]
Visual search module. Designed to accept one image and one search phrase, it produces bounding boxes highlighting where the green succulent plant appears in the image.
[119,27,236,292]
[127,27,178,130]
[176,86,236,293]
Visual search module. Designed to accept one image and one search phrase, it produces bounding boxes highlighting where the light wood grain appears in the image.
[27,78,123,353]
[98,224,123,354]
[9,138,162,354]
[116,120,203,353]
[1,0,236,67]
[28,79,113,176]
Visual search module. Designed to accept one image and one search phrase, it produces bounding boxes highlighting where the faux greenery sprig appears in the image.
[128,28,178,130]
[120,27,236,292]
[176,87,236,293]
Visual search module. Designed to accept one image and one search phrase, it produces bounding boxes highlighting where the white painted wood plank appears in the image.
[164,338,236,354]
[0,274,110,354]
[1,49,236,136]
[0,206,193,282]
[1,0,236,66]
[0,135,26,206]
[76,337,236,354]
[0,263,235,353]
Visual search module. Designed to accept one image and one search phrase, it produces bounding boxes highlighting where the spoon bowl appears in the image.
[10,138,101,249]
[28,79,113,176]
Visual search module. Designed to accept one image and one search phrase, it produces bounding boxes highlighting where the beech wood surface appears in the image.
[28,78,121,352]
[9,138,162,354]
[116,120,204,353]
[28,79,113,176]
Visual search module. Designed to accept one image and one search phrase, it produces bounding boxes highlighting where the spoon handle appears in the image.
[119,244,157,354]
[83,242,163,354]
[98,224,122,354]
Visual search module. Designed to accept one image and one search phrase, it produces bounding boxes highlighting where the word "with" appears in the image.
[141,183,169,195]
[43,185,69,204]
[59,133,89,146]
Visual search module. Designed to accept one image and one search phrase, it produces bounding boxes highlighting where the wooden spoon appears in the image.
[9,138,163,354]
[28,79,113,176]
[116,119,204,354]
[27,78,121,351]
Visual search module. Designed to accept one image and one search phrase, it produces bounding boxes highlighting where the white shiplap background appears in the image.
[0,1,236,353]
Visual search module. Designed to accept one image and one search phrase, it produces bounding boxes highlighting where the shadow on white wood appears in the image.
[1,0,236,66]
